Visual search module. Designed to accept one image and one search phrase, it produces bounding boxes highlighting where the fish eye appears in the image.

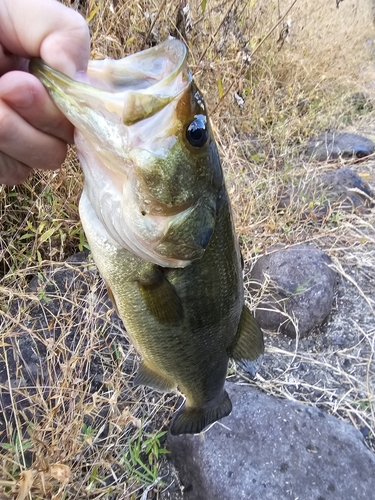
[186,115,209,148]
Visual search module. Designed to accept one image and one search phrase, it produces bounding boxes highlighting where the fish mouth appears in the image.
[29,38,193,187]
[29,38,191,129]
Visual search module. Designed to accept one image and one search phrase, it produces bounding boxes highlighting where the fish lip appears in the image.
[96,38,191,125]
[86,37,188,91]
[29,38,192,125]
[28,58,77,98]
[29,38,193,176]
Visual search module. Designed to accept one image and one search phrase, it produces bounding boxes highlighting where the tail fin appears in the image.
[169,391,232,435]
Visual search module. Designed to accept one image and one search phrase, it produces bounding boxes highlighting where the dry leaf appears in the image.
[117,407,142,428]
[50,464,72,483]
[16,470,35,500]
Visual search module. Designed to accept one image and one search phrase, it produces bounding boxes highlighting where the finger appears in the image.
[0,98,68,171]
[0,44,26,75]
[0,0,90,76]
[0,151,32,185]
[0,71,73,143]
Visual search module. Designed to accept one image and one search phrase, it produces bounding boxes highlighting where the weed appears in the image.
[81,423,97,444]
[122,428,168,486]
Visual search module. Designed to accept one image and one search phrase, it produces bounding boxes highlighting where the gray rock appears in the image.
[306,132,374,161]
[278,168,374,216]
[320,167,374,201]
[349,92,374,113]
[167,382,375,500]
[249,245,337,338]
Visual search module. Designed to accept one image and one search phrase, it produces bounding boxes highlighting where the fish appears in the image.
[30,38,264,435]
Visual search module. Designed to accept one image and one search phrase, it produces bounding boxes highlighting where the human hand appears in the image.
[0,0,90,185]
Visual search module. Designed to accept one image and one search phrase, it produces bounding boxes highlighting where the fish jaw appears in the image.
[30,39,222,266]
[75,131,218,267]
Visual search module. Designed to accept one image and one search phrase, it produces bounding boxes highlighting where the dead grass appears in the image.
[1,0,375,497]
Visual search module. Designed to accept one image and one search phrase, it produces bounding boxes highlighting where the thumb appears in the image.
[0,0,90,76]
[40,20,90,77]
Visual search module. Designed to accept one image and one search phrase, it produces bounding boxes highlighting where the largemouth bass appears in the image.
[30,39,264,435]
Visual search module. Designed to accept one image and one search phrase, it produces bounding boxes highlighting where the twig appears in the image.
[140,478,161,500]
[198,0,239,64]
[143,0,168,47]
[252,0,299,58]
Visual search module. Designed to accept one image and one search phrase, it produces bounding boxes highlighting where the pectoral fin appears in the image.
[137,273,184,325]
[228,305,264,362]
[105,280,119,315]
[133,361,176,392]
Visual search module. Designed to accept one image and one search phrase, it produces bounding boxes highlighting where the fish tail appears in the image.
[169,391,232,435]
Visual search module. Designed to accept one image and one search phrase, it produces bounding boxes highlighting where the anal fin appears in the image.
[228,305,264,362]
[138,273,183,325]
[170,391,232,435]
[133,361,176,393]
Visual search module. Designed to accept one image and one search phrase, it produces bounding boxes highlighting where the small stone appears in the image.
[349,92,374,113]
[278,168,374,215]
[331,336,346,346]
[360,427,370,439]
[320,168,374,206]
[167,383,375,500]
[305,132,374,161]
[249,245,337,338]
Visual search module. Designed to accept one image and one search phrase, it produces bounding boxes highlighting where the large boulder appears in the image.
[167,383,375,500]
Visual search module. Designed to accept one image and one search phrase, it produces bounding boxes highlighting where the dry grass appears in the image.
[1,0,375,498]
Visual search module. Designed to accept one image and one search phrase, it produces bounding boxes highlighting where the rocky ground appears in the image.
[164,133,375,499]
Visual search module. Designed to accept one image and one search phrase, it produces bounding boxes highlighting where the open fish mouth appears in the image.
[30,39,221,268]
[29,38,191,151]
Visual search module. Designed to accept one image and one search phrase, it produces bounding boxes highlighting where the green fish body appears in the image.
[30,39,264,434]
